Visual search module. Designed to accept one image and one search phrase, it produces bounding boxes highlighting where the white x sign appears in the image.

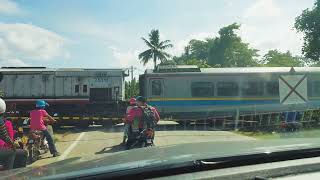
[279,74,308,105]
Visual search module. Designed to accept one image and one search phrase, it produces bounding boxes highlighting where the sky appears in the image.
[0,0,316,76]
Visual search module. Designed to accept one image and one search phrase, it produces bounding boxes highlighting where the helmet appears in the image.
[36,100,48,108]
[136,96,146,103]
[0,98,6,114]
[129,98,136,105]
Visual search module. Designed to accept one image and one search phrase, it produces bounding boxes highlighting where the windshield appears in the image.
[0,0,320,179]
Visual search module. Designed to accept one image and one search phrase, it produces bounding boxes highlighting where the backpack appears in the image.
[141,106,156,128]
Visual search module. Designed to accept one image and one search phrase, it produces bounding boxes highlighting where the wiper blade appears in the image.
[81,147,320,180]
[194,160,221,166]
[190,147,320,171]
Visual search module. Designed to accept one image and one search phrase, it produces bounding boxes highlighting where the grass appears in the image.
[236,131,281,139]
[236,128,320,140]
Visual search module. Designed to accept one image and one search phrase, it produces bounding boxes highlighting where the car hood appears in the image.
[2,138,320,180]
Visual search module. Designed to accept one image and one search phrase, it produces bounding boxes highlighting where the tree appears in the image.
[207,23,259,67]
[184,59,212,68]
[139,29,173,69]
[224,41,259,67]
[188,39,210,61]
[125,78,139,99]
[261,50,303,67]
[158,60,177,66]
[168,23,258,68]
[295,0,320,61]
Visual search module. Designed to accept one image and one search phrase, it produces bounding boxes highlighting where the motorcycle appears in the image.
[126,127,154,150]
[23,118,50,163]
[27,130,49,163]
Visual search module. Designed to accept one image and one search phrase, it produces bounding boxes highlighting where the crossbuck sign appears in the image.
[279,74,308,105]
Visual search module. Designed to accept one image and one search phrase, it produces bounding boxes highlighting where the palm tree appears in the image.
[139,29,173,70]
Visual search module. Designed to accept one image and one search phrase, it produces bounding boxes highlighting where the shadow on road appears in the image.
[55,122,219,135]
[95,144,126,155]
[46,157,82,167]
[28,157,81,169]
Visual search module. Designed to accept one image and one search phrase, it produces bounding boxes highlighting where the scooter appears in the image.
[126,127,154,150]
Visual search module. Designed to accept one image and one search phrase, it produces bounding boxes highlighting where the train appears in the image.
[140,65,320,120]
[1,65,319,127]
[0,67,128,127]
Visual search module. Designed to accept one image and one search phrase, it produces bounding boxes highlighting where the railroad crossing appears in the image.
[29,122,256,167]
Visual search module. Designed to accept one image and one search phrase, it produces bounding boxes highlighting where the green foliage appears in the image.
[139,29,173,69]
[261,50,303,67]
[169,23,259,68]
[295,0,320,61]
[159,60,177,66]
[312,61,320,67]
[142,21,312,69]
[207,23,259,67]
[170,55,211,68]
[188,39,210,61]
[125,78,139,99]
[184,59,212,68]
[224,41,259,67]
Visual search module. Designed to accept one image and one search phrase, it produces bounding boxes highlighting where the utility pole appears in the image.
[130,66,134,98]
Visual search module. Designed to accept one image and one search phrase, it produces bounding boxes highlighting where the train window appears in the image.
[266,81,279,96]
[151,80,162,96]
[217,82,239,96]
[75,85,79,93]
[312,81,320,96]
[83,85,88,93]
[191,82,214,97]
[242,81,264,96]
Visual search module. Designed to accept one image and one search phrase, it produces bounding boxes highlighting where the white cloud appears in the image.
[108,46,153,78]
[261,29,303,55]
[225,0,234,7]
[110,46,140,68]
[0,23,69,65]
[239,23,303,56]
[171,32,213,56]
[0,58,28,66]
[0,0,21,15]
[244,0,281,18]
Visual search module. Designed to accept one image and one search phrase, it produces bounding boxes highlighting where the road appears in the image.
[29,121,255,167]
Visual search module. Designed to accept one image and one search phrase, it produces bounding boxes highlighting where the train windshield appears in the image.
[1,0,320,179]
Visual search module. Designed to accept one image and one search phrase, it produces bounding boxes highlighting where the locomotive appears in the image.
[0,67,128,127]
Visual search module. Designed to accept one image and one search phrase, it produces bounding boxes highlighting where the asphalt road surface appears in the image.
[29,121,255,167]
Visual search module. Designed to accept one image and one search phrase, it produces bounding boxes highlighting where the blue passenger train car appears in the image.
[139,66,320,119]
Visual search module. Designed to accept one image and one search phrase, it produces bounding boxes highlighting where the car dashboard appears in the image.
[150,156,320,180]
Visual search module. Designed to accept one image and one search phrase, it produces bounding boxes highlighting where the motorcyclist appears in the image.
[0,98,26,170]
[30,100,60,157]
[126,96,160,141]
[0,118,28,169]
[122,97,136,144]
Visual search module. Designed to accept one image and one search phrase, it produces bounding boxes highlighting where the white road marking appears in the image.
[254,143,312,150]
[58,132,86,161]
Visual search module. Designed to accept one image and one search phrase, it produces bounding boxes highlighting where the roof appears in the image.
[146,67,320,75]
[157,65,199,69]
[0,67,127,72]
[155,65,200,73]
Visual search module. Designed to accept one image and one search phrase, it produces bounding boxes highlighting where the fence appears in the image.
[172,109,320,131]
